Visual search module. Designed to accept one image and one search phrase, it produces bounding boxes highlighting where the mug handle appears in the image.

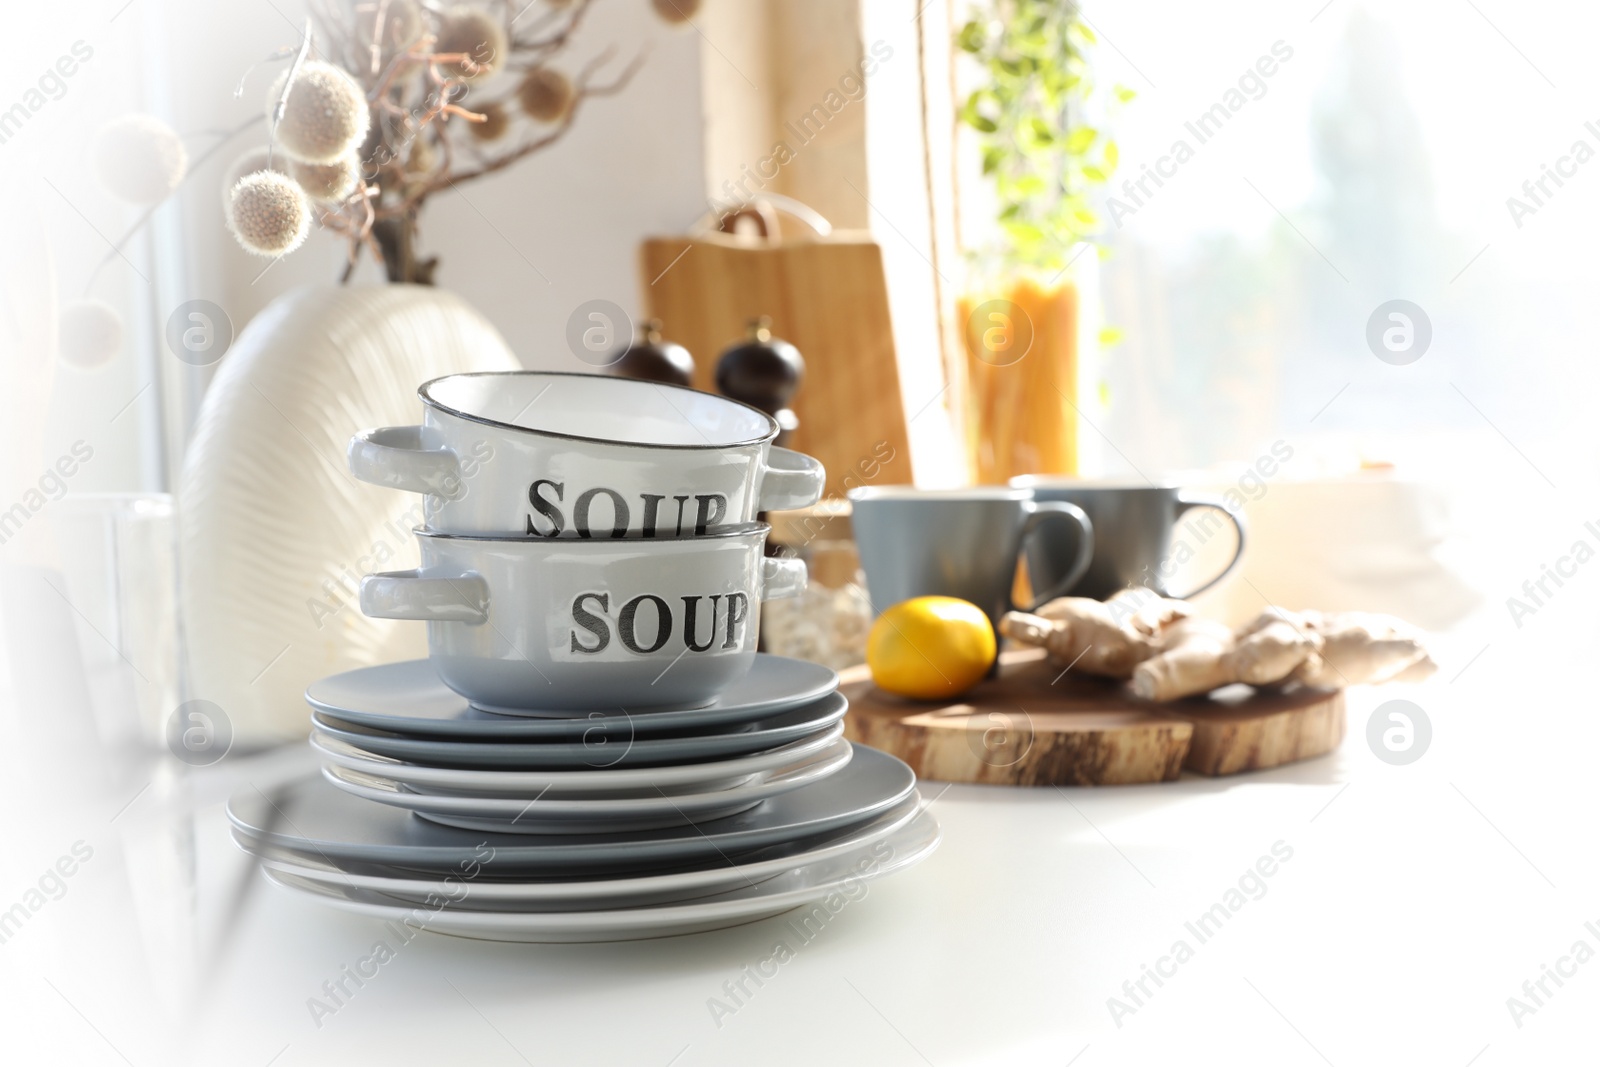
[360,569,490,623]
[760,556,809,601]
[1013,500,1095,610]
[757,447,826,512]
[1165,493,1248,599]
[348,426,461,496]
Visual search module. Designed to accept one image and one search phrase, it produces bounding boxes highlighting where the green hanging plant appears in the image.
[957,0,1133,272]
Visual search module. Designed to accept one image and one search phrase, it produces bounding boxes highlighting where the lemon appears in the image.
[867,596,996,700]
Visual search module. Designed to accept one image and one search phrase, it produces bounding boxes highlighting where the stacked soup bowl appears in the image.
[348,371,825,711]
[227,371,939,942]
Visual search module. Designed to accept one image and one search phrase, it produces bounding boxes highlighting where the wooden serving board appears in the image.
[839,649,1345,786]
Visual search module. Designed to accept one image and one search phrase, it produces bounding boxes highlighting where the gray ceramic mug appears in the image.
[1010,478,1247,601]
[846,487,1094,631]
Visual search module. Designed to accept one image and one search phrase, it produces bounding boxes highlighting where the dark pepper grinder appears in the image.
[611,319,695,386]
[715,317,803,447]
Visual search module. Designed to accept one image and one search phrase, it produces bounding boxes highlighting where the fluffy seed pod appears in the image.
[468,102,510,142]
[58,299,123,368]
[651,0,701,23]
[94,114,188,204]
[433,7,508,81]
[220,146,286,208]
[267,61,371,164]
[227,171,311,256]
[290,153,360,202]
[517,67,574,123]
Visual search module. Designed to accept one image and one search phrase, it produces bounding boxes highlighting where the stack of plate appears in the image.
[228,655,938,943]
[229,372,936,940]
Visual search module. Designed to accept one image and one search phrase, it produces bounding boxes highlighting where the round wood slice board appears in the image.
[840,648,1345,786]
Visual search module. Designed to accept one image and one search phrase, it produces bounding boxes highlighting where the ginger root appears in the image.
[1001,596,1435,702]
[1228,616,1322,686]
[1000,590,1190,679]
[1289,610,1437,689]
[1131,610,1319,701]
[1127,617,1235,701]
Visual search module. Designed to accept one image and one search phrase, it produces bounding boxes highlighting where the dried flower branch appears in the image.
[220,0,661,284]
[428,44,647,191]
[269,19,317,165]
[69,0,688,369]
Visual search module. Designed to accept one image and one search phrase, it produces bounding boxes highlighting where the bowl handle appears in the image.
[360,569,489,623]
[760,556,808,601]
[348,426,462,496]
[757,447,826,512]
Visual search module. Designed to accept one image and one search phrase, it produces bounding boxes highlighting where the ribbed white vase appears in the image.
[177,284,518,746]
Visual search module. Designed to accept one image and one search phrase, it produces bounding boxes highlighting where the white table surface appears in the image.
[1,611,1595,1066]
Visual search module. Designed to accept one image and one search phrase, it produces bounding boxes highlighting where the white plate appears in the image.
[322,739,854,834]
[306,655,838,737]
[261,808,940,942]
[306,693,849,769]
[227,747,918,876]
[309,722,846,798]
[250,792,924,911]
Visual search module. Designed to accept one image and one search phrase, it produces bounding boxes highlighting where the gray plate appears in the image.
[226,745,916,876]
[257,810,940,943]
[305,655,838,740]
[320,738,852,834]
[308,692,849,769]
[243,793,923,911]
[311,725,845,798]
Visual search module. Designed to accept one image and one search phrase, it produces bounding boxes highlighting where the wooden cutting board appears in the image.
[639,230,913,496]
[840,648,1346,786]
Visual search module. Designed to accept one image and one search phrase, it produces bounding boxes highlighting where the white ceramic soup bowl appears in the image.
[359,523,806,712]
[348,371,825,537]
